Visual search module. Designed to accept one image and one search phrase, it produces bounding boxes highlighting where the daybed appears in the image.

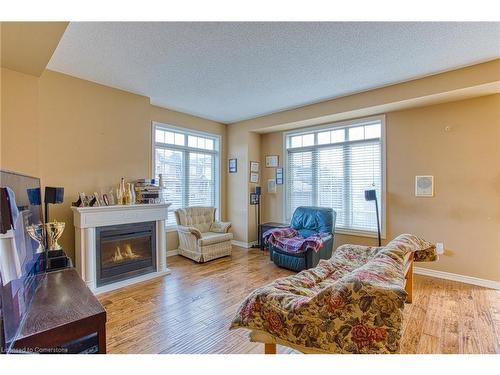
[230,233,438,354]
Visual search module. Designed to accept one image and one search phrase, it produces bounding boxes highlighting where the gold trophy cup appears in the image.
[27,223,46,254]
[45,221,65,251]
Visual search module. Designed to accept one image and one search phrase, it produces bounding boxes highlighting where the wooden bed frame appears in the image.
[252,253,415,354]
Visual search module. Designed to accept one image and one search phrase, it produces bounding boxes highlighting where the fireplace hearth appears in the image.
[96,222,156,287]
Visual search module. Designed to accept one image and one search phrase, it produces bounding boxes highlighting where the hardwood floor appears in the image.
[99,247,500,354]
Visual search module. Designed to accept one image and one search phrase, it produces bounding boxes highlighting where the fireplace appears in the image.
[72,203,170,293]
[95,222,156,287]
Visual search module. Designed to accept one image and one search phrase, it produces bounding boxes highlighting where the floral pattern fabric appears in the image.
[263,227,329,254]
[230,234,437,354]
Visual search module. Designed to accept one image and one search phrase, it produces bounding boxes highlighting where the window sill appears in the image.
[335,228,386,240]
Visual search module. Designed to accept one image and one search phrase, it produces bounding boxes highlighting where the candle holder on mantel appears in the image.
[116,177,135,205]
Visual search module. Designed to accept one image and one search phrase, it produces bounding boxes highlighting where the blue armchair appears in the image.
[269,206,336,272]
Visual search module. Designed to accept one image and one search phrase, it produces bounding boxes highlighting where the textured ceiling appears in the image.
[48,22,500,123]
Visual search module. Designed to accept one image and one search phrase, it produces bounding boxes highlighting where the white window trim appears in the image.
[151,121,221,230]
[282,115,386,239]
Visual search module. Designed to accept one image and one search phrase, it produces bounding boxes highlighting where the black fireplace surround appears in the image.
[95,221,156,287]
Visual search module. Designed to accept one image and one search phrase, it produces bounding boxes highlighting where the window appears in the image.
[153,123,220,227]
[285,116,385,237]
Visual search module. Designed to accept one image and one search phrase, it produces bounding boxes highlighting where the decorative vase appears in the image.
[107,189,116,205]
[125,183,133,205]
[117,177,127,205]
[129,183,136,204]
[116,187,123,205]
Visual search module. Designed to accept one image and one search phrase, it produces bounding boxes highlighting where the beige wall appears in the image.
[227,125,250,242]
[38,70,152,258]
[2,58,499,281]
[259,95,500,281]
[232,59,500,134]
[1,68,228,259]
[260,131,285,223]
[386,95,499,280]
[226,127,265,244]
[1,68,40,176]
[227,60,500,249]
[1,22,68,77]
[247,131,261,243]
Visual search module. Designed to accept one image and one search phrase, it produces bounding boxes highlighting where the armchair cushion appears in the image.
[198,232,233,246]
[296,229,316,239]
[290,206,335,235]
[175,207,216,233]
[210,221,232,233]
[177,225,202,239]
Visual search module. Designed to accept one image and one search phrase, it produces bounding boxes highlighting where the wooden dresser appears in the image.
[11,268,106,354]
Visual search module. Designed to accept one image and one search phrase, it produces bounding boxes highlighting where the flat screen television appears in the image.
[0,170,46,353]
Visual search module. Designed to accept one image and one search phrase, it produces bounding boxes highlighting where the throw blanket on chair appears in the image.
[263,227,329,254]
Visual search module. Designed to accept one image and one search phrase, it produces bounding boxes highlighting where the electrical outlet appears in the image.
[436,242,445,255]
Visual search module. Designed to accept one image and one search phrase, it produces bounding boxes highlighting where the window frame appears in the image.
[283,115,386,239]
[151,122,221,230]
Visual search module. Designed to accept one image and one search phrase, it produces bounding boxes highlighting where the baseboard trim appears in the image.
[93,268,171,295]
[414,266,500,290]
[231,240,259,249]
[231,240,251,248]
[167,249,179,257]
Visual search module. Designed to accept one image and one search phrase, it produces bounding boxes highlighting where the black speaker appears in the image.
[255,186,261,195]
[45,187,64,204]
[364,189,377,201]
[44,187,64,223]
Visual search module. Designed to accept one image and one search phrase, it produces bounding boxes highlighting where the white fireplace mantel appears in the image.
[71,203,171,294]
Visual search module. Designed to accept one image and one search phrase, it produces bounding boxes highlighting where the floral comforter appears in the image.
[230,234,437,353]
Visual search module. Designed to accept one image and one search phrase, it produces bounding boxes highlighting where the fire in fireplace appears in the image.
[95,222,156,287]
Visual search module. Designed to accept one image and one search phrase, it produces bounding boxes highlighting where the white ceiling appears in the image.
[48,22,500,123]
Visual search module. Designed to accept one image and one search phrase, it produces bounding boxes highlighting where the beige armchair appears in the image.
[174,207,233,263]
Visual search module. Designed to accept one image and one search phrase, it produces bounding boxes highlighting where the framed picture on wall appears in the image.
[276,167,284,185]
[265,155,279,168]
[228,158,237,173]
[415,175,434,197]
[267,179,277,193]
[250,172,259,183]
[250,161,259,173]
[250,192,259,205]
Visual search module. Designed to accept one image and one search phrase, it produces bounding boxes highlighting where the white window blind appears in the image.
[285,117,384,236]
[153,124,220,226]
